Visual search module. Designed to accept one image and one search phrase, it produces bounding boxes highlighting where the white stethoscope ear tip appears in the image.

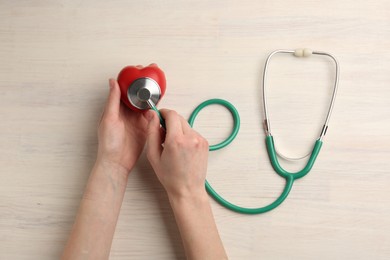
[294,48,313,57]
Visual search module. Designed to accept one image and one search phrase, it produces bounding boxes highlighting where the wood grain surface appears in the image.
[1,0,389,259]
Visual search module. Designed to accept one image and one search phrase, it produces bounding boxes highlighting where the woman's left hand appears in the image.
[97,79,149,175]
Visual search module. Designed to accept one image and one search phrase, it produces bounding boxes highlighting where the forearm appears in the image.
[62,160,129,260]
[169,191,228,260]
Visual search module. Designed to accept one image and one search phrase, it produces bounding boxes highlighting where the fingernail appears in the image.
[109,79,115,89]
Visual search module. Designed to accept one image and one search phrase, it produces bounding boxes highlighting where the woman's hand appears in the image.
[145,109,228,260]
[97,79,149,175]
[145,109,209,198]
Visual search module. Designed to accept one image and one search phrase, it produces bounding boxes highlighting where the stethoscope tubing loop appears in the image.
[188,98,240,151]
[189,98,296,214]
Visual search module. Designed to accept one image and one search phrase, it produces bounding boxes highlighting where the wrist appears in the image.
[82,159,129,202]
[168,189,210,212]
[93,158,130,183]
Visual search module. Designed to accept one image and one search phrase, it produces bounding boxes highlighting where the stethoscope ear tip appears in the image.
[294,48,313,57]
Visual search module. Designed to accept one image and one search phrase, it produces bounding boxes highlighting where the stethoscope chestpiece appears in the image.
[127,77,161,110]
[117,64,166,112]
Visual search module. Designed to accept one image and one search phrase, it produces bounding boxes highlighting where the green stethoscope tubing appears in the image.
[187,98,323,214]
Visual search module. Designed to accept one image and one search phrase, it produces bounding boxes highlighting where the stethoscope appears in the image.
[117,48,339,214]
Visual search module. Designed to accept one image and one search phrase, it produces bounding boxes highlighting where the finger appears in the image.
[160,127,166,144]
[145,110,163,165]
[104,79,121,118]
[159,109,184,138]
[178,115,192,134]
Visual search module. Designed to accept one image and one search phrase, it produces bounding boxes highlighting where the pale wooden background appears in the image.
[1,0,389,259]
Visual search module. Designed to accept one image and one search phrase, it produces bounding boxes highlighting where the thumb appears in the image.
[145,110,163,165]
[104,79,121,117]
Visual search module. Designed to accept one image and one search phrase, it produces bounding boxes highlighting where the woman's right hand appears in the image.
[145,109,209,199]
[145,109,227,260]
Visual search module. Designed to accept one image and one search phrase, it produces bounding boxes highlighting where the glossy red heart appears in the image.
[117,63,166,112]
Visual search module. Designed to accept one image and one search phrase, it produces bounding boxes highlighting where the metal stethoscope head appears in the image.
[262,48,340,161]
[127,77,161,110]
[127,77,166,128]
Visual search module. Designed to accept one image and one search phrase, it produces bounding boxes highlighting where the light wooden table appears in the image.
[1,1,389,259]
